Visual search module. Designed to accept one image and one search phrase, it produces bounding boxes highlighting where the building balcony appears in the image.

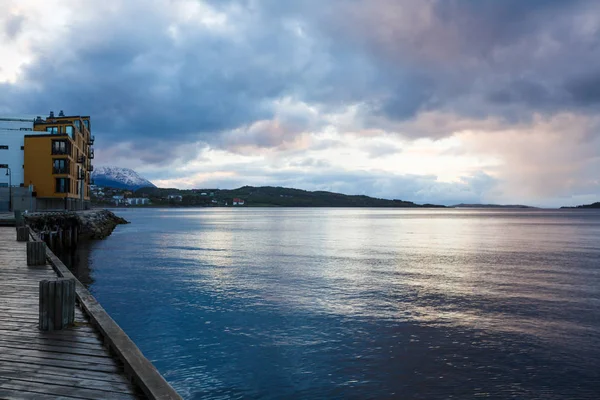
[89,149,94,159]
[52,149,71,156]
[52,168,69,175]
[89,135,95,145]
[77,155,85,164]
[87,164,94,172]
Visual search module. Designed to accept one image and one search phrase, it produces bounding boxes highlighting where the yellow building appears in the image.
[24,111,94,210]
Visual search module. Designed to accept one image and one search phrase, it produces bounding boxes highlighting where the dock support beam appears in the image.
[39,278,76,331]
[27,241,46,266]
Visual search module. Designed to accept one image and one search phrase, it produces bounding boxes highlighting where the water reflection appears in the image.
[57,239,95,287]
[69,208,600,399]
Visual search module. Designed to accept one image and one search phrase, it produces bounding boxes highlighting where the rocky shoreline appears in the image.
[25,209,129,240]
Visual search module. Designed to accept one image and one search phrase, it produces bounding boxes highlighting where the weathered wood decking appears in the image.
[0,227,144,399]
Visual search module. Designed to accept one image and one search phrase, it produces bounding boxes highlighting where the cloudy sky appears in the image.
[1,0,600,206]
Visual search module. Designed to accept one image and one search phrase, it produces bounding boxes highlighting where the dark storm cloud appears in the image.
[321,0,600,126]
[566,73,600,106]
[2,0,600,159]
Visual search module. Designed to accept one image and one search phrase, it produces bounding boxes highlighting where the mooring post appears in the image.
[14,210,25,227]
[27,241,47,266]
[39,278,76,331]
[16,226,30,242]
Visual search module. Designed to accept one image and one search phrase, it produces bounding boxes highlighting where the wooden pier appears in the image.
[0,226,180,399]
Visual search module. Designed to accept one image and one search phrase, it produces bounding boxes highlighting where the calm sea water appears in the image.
[66,208,600,399]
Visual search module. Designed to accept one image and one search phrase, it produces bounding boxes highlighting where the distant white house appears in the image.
[167,194,182,202]
[112,195,125,206]
[126,198,150,205]
[232,198,245,206]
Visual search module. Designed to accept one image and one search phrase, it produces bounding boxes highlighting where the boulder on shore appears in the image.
[24,209,129,240]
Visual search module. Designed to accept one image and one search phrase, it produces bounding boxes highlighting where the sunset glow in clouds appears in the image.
[2,0,600,206]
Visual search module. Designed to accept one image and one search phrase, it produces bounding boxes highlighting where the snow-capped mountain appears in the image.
[92,166,156,190]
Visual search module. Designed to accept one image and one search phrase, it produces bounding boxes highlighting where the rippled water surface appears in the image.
[70,208,600,399]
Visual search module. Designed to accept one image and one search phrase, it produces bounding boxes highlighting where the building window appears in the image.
[46,126,58,134]
[0,145,8,149]
[74,120,81,131]
[65,125,74,139]
[83,120,89,131]
[20,146,24,150]
[51,140,70,155]
[53,158,69,174]
[55,178,70,193]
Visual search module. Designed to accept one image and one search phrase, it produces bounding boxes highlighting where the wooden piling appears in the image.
[57,229,63,251]
[73,225,79,247]
[65,226,72,248]
[26,241,47,266]
[39,278,76,331]
[14,210,25,227]
[16,226,29,242]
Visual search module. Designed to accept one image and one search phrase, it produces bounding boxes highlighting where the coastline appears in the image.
[25,209,129,240]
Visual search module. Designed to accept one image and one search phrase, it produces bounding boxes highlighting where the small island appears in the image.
[561,202,600,209]
[452,203,535,209]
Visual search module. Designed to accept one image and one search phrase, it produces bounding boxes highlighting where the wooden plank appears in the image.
[0,367,138,394]
[0,308,87,320]
[0,379,138,400]
[0,335,105,350]
[0,360,131,384]
[0,354,121,374]
[0,346,120,366]
[0,339,112,358]
[0,387,76,400]
[0,321,39,329]
[0,320,98,333]
[0,328,104,343]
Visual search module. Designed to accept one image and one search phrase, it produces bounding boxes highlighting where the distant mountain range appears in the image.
[452,203,535,209]
[98,167,598,209]
[135,185,446,208]
[92,166,156,190]
[560,202,600,209]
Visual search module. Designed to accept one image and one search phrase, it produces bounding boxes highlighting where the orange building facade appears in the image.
[24,111,94,210]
